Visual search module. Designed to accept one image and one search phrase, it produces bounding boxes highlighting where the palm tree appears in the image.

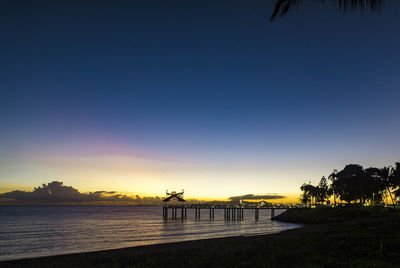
[380,166,395,207]
[270,0,385,21]
[389,163,400,207]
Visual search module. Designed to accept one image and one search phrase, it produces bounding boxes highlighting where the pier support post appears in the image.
[185,208,187,219]
[255,208,259,220]
[271,208,275,218]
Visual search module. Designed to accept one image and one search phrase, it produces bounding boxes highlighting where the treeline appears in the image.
[300,162,400,206]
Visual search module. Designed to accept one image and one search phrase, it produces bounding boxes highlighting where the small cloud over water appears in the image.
[229,194,285,202]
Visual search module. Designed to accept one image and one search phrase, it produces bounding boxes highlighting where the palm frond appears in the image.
[270,0,385,21]
[270,0,303,21]
[334,0,384,12]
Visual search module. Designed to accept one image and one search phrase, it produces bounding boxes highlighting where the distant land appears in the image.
[0,181,287,206]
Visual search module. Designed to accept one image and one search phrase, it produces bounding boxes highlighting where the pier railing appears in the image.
[162,204,301,220]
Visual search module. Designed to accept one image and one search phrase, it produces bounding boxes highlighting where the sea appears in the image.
[0,206,300,261]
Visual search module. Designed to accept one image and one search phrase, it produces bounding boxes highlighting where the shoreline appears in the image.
[1,225,309,267]
[3,208,400,267]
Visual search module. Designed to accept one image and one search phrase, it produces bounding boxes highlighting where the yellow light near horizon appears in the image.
[0,153,306,203]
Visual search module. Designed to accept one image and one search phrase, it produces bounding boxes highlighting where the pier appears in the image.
[162,204,299,220]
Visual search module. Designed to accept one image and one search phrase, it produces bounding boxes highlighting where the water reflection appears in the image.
[0,206,300,261]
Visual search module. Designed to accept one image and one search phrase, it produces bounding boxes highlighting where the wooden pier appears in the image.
[162,204,299,220]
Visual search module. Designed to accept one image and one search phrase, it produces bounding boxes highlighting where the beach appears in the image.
[0,226,313,268]
[2,208,400,267]
[0,206,297,261]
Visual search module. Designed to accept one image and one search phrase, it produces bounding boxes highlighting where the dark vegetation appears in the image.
[3,207,400,268]
[273,207,389,224]
[300,162,400,207]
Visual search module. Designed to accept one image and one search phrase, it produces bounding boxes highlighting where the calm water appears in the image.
[0,206,300,261]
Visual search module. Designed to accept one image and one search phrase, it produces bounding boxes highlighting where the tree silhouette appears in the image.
[332,164,364,204]
[303,162,399,207]
[317,176,330,204]
[328,169,338,205]
[300,183,316,206]
[270,0,385,21]
[300,177,331,206]
[377,166,395,207]
[390,163,400,207]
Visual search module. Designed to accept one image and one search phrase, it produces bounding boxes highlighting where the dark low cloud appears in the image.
[229,194,285,202]
[0,181,208,206]
[0,182,286,206]
[93,191,117,195]
[0,181,163,205]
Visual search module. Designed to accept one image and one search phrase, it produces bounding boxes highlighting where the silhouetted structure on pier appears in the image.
[163,190,186,203]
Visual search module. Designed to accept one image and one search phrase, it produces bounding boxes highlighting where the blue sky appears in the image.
[1,0,399,200]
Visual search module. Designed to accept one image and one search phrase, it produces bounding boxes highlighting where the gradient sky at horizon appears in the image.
[1,0,400,200]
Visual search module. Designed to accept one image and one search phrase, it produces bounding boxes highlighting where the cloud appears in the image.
[0,181,163,205]
[93,191,116,195]
[229,194,285,202]
[0,182,287,206]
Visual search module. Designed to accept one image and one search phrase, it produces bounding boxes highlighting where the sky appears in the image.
[1,0,400,201]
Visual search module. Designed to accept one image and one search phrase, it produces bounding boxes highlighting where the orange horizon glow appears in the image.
[2,137,398,204]
[0,142,311,203]
[0,184,301,204]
